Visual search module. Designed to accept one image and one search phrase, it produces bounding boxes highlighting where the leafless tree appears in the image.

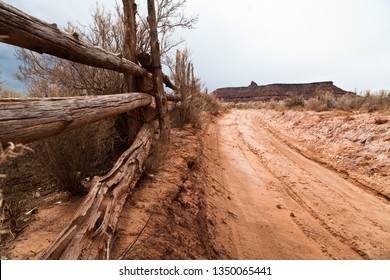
[136,0,198,63]
[14,0,198,97]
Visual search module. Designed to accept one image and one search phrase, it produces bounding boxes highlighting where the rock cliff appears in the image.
[213,81,353,102]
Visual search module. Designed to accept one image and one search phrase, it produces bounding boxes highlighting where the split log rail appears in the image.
[0,1,176,259]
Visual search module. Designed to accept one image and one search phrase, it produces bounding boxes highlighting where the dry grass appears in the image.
[1,86,135,196]
[171,93,224,128]
[227,90,390,112]
[226,100,286,110]
[0,87,22,98]
[0,143,29,166]
[0,143,31,241]
[0,95,129,246]
[306,91,390,112]
[284,96,305,108]
[305,92,336,111]
[32,118,122,195]
[171,49,224,128]
[0,118,122,246]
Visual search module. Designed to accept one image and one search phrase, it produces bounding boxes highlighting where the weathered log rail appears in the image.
[0,93,153,144]
[0,1,176,259]
[0,2,147,77]
[0,1,175,90]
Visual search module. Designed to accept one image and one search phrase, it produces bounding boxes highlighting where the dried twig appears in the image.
[1,142,31,240]
[0,142,31,165]
[119,213,153,260]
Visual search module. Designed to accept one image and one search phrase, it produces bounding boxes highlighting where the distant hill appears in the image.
[213,81,354,103]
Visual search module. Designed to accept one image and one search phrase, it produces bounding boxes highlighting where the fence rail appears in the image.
[0,93,153,144]
[0,0,176,260]
[0,2,148,77]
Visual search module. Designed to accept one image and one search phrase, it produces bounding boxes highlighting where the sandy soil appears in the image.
[254,109,390,199]
[202,109,390,259]
[2,127,221,260]
[2,109,389,260]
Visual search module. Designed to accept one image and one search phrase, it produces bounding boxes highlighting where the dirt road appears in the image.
[203,109,390,259]
[4,109,389,260]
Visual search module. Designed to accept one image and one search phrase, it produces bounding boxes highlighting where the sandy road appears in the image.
[204,109,390,259]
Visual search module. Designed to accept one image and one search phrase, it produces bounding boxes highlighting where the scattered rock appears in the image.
[228,211,238,218]
[374,118,388,125]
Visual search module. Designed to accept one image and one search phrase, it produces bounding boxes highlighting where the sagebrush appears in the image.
[228,91,390,112]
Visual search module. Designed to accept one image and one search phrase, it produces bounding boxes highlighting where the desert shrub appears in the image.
[360,91,389,112]
[171,93,223,128]
[334,91,390,112]
[225,100,287,110]
[0,143,30,242]
[32,118,121,195]
[171,105,194,128]
[193,93,223,115]
[378,91,390,111]
[223,90,390,112]
[336,94,364,111]
[284,96,305,108]
[304,92,336,112]
[170,49,223,128]
[227,101,262,109]
[305,98,327,112]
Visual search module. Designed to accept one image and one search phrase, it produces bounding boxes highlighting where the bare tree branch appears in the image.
[13,0,196,97]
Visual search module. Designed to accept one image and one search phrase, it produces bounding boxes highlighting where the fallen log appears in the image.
[0,93,153,144]
[41,122,155,259]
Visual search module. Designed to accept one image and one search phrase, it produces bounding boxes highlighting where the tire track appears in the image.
[204,109,390,259]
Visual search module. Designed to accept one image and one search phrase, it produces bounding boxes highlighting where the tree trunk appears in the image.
[147,0,171,143]
[0,93,152,144]
[41,122,155,259]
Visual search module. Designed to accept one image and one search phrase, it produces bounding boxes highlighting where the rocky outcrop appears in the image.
[213,81,354,103]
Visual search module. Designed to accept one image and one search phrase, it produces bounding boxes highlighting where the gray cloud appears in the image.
[181,0,390,92]
[1,0,389,93]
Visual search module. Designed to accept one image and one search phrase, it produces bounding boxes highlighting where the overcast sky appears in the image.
[1,0,389,93]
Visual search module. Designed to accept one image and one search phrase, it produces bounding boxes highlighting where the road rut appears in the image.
[204,109,390,259]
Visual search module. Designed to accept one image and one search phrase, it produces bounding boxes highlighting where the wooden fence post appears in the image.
[147,0,171,143]
[121,0,145,144]
[122,0,138,92]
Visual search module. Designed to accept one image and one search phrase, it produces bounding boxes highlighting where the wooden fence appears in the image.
[0,1,176,259]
